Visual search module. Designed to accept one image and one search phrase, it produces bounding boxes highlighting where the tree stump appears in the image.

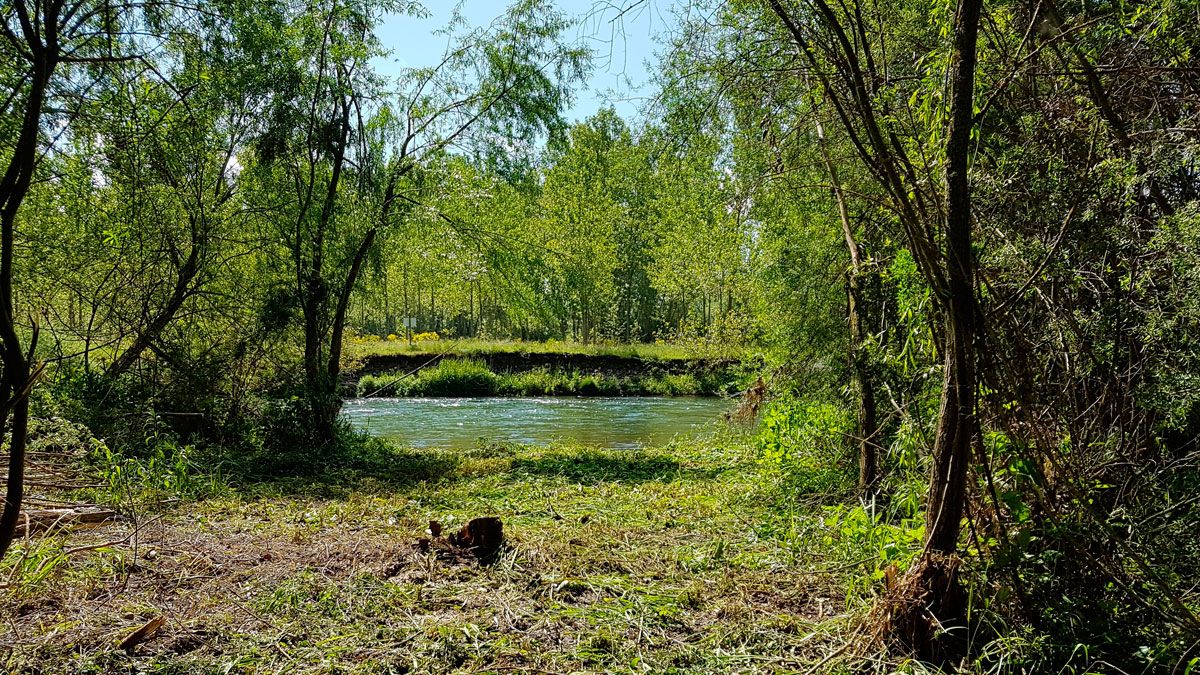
[449,517,503,559]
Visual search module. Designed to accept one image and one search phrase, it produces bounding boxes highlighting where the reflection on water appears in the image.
[341,396,733,450]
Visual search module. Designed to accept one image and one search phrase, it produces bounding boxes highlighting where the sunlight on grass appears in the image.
[2,432,868,674]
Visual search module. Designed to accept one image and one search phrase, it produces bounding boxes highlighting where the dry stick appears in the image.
[809,637,857,673]
[224,596,291,659]
[0,514,156,589]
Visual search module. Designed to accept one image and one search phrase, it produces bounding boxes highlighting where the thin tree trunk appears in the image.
[106,245,201,379]
[303,93,351,444]
[815,115,880,494]
[0,46,54,562]
[925,0,982,561]
[328,231,378,366]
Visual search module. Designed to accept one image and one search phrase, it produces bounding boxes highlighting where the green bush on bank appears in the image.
[356,359,730,397]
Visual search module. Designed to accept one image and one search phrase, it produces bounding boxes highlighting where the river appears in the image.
[341,396,733,450]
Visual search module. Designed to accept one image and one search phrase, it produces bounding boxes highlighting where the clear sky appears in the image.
[373,1,679,124]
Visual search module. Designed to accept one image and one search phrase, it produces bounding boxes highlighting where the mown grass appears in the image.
[0,428,880,674]
[357,358,734,398]
[346,337,737,362]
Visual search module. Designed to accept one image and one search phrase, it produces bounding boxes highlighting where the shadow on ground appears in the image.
[211,438,464,498]
[511,449,725,484]
[211,432,729,496]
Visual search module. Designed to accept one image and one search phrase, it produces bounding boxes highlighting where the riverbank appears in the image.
[355,358,740,397]
[345,339,750,395]
[1,433,869,674]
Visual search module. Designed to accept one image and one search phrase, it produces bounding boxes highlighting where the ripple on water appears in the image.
[341,396,732,450]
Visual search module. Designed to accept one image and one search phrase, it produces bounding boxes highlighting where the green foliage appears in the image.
[356,360,733,397]
[406,358,499,397]
[756,398,855,496]
[348,336,717,361]
[85,439,224,505]
[821,504,924,589]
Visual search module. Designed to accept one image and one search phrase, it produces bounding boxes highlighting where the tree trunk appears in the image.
[320,227,378,436]
[887,0,983,659]
[300,93,351,446]
[815,114,880,494]
[0,49,54,562]
[927,0,982,569]
[849,269,880,492]
[106,244,202,379]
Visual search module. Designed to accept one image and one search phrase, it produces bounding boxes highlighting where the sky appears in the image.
[373,1,680,124]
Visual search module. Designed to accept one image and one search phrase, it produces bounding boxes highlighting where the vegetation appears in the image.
[0,0,1198,672]
[356,358,734,397]
[2,429,875,674]
[346,336,727,362]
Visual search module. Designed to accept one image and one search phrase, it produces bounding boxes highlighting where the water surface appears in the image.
[342,396,733,450]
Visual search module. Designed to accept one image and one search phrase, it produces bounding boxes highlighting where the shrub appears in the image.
[500,368,560,396]
[357,360,736,398]
[414,358,497,396]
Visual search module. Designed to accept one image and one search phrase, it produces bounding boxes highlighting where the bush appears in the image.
[417,358,496,396]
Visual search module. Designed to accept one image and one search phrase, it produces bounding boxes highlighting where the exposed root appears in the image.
[873,552,967,664]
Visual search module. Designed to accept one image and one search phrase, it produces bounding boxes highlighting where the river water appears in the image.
[341,396,733,450]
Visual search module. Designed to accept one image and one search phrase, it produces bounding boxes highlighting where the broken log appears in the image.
[16,506,118,535]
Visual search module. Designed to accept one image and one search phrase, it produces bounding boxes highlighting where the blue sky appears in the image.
[374,1,679,123]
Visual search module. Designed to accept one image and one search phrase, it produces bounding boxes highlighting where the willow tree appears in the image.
[243,0,587,444]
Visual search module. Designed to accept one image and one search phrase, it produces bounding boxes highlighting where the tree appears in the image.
[539,111,629,343]
[0,0,158,561]
[759,0,984,650]
[244,0,586,443]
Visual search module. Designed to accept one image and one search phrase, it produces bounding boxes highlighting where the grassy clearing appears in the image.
[0,429,880,674]
[356,358,735,397]
[346,337,737,362]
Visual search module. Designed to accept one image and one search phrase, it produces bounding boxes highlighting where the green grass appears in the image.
[356,358,734,398]
[346,337,739,362]
[1,430,876,674]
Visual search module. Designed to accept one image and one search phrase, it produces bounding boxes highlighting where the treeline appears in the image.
[346,109,757,346]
